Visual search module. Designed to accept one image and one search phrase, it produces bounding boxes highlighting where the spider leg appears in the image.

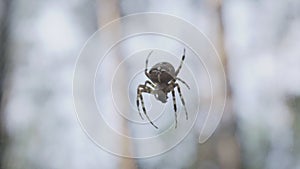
[171,89,178,128]
[175,48,186,76]
[145,80,155,88]
[136,87,144,120]
[145,50,153,78]
[175,83,188,120]
[176,77,190,89]
[136,81,155,120]
[137,85,159,129]
[139,91,159,129]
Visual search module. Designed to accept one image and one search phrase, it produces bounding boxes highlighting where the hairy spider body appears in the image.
[148,62,175,84]
[136,49,190,129]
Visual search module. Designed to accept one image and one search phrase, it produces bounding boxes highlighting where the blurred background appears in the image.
[1,0,300,169]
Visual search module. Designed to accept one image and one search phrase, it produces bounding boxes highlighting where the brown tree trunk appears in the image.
[0,0,11,168]
[214,1,241,169]
[97,1,137,168]
[196,0,241,168]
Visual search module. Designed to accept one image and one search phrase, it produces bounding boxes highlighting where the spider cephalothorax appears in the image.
[136,49,190,129]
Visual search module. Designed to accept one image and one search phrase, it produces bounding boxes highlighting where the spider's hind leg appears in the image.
[175,83,188,120]
[136,88,144,120]
[136,81,154,120]
[171,89,178,128]
[137,85,158,129]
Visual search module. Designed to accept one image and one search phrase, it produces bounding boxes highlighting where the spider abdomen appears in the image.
[148,62,175,83]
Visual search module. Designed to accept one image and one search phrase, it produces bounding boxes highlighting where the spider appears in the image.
[136,49,190,129]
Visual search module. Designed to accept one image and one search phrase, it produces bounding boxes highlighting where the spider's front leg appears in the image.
[136,84,158,129]
[145,50,153,78]
[175,48,186,76]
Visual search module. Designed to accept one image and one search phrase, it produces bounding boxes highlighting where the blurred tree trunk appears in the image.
[288,97,300,162]
[97,0,137,168]
[0,0,11,168]
[214,1,241,168]
[196,0,241,168]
